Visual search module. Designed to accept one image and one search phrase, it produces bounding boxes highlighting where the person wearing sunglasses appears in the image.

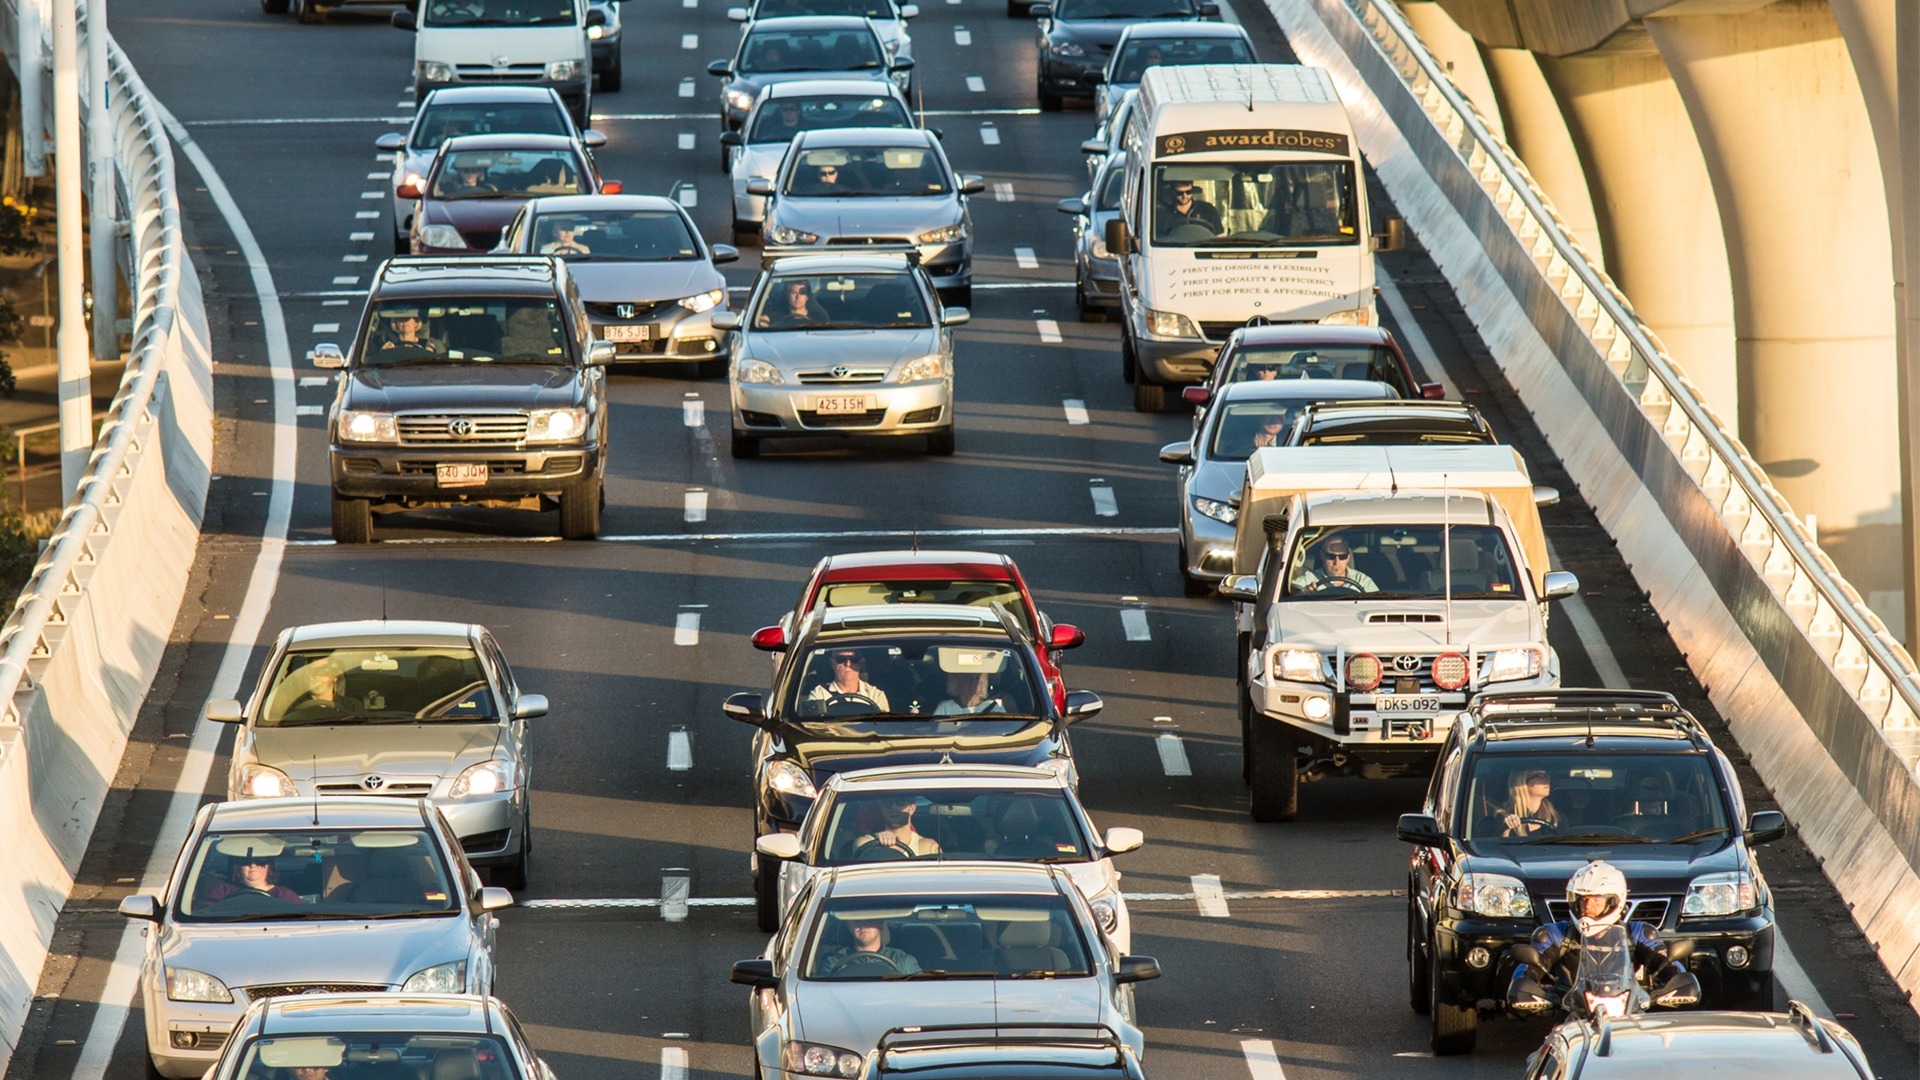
[806,648,891,713]
[1156,177,1221,236]
[1289,534,1378,594]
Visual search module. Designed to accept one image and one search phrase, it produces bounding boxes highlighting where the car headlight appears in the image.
[1144,308,1199,338]
[1192,496,1237,524]
[679,288,725,314]
[1318,306,1375,326]
[451,759,515,799]
[525,408,589,444]
[1050,40,1086,57]
[398,171,425,194]
[1089,237,1111,261]
[1088,892,1119,933]
[338,410,398,444]
[402,960,469,994]
[1683,871,1757,917]
[784,1041,863,1079]
[1270,648,1325,683]
[916,223,967,245]
[416,61,454,83]
[768,224,820,245]
[1453,872,1533,918]
[1038,756,1077,786]
[237,763,300,799]
[896,354,946,383]
[766,759,817,798]
[165,967,234,1003]
[417,223,466,250]
[587,24,605,39]
[546,60,581,82]
[1481,647,1542,683]
[884,38,901,55]
[726,89,757,113]
[736,358,786,385]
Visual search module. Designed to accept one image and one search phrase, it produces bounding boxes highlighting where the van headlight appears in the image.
[736,359,786,385]
[546,60,582,82]
[1089,237,1111,261]
[766,760,817,798]
[1481,647,1542,683]
[1144,308,1198,338]
[237,763,299,798]
[679,289,725,313]
[416,61,454,83]
[1270,648,1325,683]
[417,223,466,250]
[526,408,589,443]
[402,960,469,994]
[1318,307,1374,326]
[339,410,398,444]
[451,759,515,798]
[165,967,234,1003]
[1683,872,1756,917]
[917,223,967,245]
[896,354,946,383]
[1453,872,1532,918]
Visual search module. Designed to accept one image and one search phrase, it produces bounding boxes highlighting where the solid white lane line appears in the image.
[296,405,324,417]
[661,1047,690,1080]
[1541,536,1626,687]
[684,488,709,523]
[1193,874,1229,917]
[349,231,374,241]
[1119,602,1148,639]
[980,124,1000,146]
[1240,1040,1287,1080]
[1090,483,1119,518]
[312,322,339,333]
[681,33,698,48]
[1062,398,1089,425]
[683,395,705,426]
[678,132,695,151]
[290,525,1183,547]
[1375,266,1457,399]
[522,888,1393,909]
[1035,318,1061,343]
[322,300,349,307]
[1155,733,1191,776]
[954,26,971,45]
[666,729,693,772]
[678,79,696,98]
[966,76,985,92]
[661,874,691,922]
[674,611,701,646]
[993,182,1014,202]
[1014,246,1037,269]
[1772,933,1831,1016]
[298,376,330,388]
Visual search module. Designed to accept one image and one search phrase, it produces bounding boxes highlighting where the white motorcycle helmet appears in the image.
[1566,859,1628,936]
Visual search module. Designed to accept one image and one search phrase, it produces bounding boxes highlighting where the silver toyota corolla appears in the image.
[710,16,910,131]
[754,127,981,303]
[208,619,547,890]
[718,252,966,457]
[726,80,915,234]
[118,798,511,1078]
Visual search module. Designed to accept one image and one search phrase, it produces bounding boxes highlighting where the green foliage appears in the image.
[0,507,53,600]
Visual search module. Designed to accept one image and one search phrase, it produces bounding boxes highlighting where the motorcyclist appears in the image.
[1506,860,1700,1017]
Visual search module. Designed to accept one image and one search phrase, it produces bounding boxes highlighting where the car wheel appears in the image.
[1121,333,1137,384]
[730,426,760,459]
[1725,969,1775,1010]
[695,356,727,379]
[292,0,323,22]
[1408,904,1431,1014]
[1247,718,1297,822]
[926,426,956,456]
[732,218,760,245]
[559,477,603,540]
[1132,378,1164,413]
[261,0,290,12]
[1428,949,1477,1055]
[1179,541,1210,597]
[720,143,733,174]
[492,841,530,892]
[1038,87,1063,112]
[944,284,971,308]
[601,54,623,93]
[331,493,373,545]
[754,857,779,932]
[392,228,410,256]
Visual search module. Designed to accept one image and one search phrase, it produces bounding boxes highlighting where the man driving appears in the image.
[805,649,891,711]
[1289,534,1379,593]
[823,917,922,975]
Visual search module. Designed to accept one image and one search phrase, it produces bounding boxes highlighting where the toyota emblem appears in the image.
[615,304,637,319]
[447,418,475,437]
[1392,654,1422,673]
[832,365,851,379]
[362,775,385,790]
[492,53,510,68]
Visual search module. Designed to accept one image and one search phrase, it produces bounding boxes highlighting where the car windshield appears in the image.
[751,273,931,331]
[235,1034,520,1080]
[1111,35,1252,81]
[1458,753,1731,847]
[432,149,586,200]
[411,102,571,151]
[748,96,912,144]
[816,789,1091,865]
[424,0,576,26]
[755,0,897,16]
[783,637,1040,720]
[257,647,497,728]
[802,894,1091,979]
[358,298,572,367]
[1151,161,1357,247]
[1221,344,1410,395]
[530,209,700,261]
[1281,523,1521,599]
[1206,387,1395,461]
[813,579,1036,637]
[782,145,950,196]
[176,829,460,921]
[1055,0,1194,19]
[740,28,885,73]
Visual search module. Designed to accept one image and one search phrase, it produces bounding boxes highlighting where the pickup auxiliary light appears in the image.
[1346,653,1382,692]
[1432,652,1470,691]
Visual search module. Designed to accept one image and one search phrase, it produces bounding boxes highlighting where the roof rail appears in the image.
[877,1023,1124,1054]
[1469,688,1685,715]
[1786,1000,1835,1054]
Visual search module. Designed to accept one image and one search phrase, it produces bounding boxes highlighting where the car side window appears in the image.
[1431,742,1462,831]
[480,636,521,710]
[773,880,817,967]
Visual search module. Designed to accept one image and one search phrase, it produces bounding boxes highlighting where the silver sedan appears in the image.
[717,253,966,457]
[1058,150,1126,321]
[725,80,915,232]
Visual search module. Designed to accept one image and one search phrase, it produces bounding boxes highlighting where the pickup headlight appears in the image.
[916,223,967,245]
[768,224,820,245]
[736,359,786,385]
[784,1041,863,1079]
[526,408,589,443]
[417,223,466,250]
[339,410,398,444]
[237,763,299,799]
[402,960,469,994]
[1270,648,1325,683]
[450,759,514,799]
[165,967,234,1003]
[679,289,725,314]
[896,354,946,383]
[1049,40,1086,57]
[766,759,817,798]
[1454,872,1533,918]
[1144,308,1199,338]
[1319,306,1375,326]
[1088,892,1119,933]
[1481,647,1542,683]
[416,61,454,83]
[546,60,582,82]
[1192,496,1237,524]
[726,88,757,113]
[1682,871,1756,917]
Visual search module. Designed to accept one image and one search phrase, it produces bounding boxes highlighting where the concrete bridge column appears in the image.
[1647,1,1900,614]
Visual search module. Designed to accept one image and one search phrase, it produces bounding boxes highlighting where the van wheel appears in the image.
[559,478,602,540]
[1247,720,1297,822]
[331,494,373,545]
[1133,379,1163,412]
[1429,951,1478,1055]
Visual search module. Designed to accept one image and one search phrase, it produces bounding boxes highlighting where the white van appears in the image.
[395,0,599,129]
[1110,64,1402,411]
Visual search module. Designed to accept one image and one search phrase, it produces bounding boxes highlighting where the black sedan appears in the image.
[1028,0,1216,111]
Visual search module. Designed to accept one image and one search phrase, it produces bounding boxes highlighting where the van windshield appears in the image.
[1150,161,1356,247]
[424,0,578,26]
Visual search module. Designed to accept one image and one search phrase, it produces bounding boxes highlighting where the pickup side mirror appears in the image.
[711,244,740,265]
[1371,215,1406,253]
[1181,386,1209,406]
[582,130,608,149]
[1114,955,1161,983]
[746,177,776,197]
[1104,217,1133,256]
[310,344,347,369]
[119,894,160,921]
[959,175,985,195]
[1747,809,1787,845]
[477,886,515,912]
[1218,574,1259,601]
[1532,485,1561,507]
[1057,196,1087,216]
[374,132,407,152]
[391,7,417,28]
[711,311,742,331]
[1396,813,1448,847]
[723,691,768,726]
[731,959,778,988]
[1062,689,1102,723]
[586,340,617,367]
[204,699,245,724]
[720,130,744,147]
[514,693,549,720]
[1104,827,1144,855]
[940,307,970,327]
[1047,623,1085,650]
[1541,571,1578,601]
[708,59,733,77]
[755,833,804,860]
[1158,441,1193,466]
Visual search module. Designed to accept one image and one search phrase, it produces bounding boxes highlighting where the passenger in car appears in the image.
[933,671,1001,715]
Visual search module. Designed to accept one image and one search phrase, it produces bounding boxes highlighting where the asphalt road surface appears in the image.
[6,1,1918,1078]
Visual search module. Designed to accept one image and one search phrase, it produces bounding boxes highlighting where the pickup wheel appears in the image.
[1133,379,1164,413]
[1428,950,1477,1055]
[1247,718,1297,822]
[559,478,603,540]
[331,494,373,545]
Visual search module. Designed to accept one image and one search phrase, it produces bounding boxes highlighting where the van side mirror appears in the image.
[1371,216,1406,252]
[1532,485,1561,507]
[1747,809,1787,845]
[1542,571,1578,601]
[1104,218,1133,256]
[1218,574,1258,601]
[391,7,417,29]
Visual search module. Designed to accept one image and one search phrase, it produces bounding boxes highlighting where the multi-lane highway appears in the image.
[7,1,1918,1078]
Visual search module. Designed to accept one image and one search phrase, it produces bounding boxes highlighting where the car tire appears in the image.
[262,0,290,12]
[601,54,623,93]
[926,426,956,456]
[492,841,530,892]
[1247,717,1297,822]
[1408,905,1431,1014]
[1428,950,1477,1055]
[696,356,727,379]
[559,477,603,540]
[1039,87,1064,112]
[331,493,373,545]
[732,218,760,244]
[754,857,779,932]
[1121,333,1137,384]
[1179,542,1210,597]
[1007,0,1029,14]
[393,228,410,256]
[944,284,971,308]
[292,0,322,22]
[1725,969,1775,1010]
[730,426,760,459]
[1133,378,1164,413]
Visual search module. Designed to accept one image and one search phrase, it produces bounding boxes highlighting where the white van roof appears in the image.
[1136,64,1353,143]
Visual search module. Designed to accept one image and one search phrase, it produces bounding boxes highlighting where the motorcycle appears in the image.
[1509,924,1701,1020]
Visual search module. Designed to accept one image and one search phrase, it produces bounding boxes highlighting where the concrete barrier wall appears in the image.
[1265,0,1920,1009]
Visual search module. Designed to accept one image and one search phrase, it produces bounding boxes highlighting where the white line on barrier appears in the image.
[1036,318,1061,342]
[1240,1040,1286,1080]
[684,488,709,523]
[994,182,1014,202]
[661,1047,689,1080]
[966,76,985,92]
[1090,483,1118,518]
[678,132,695,151]
[287,525,1179,547]
[683,396,705,426]
[1193,874,1229,917]
[667,729,693,772]
[1062,399,1089,425]
[1014,246,1037,268]
[674,610,701,646]
[1119,601,1148,640]
[1156,733,1191,776]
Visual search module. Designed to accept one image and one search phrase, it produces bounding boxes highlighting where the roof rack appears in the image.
[877,1023,1124,1056]
[1786,1000,1836,1054]
[1465,689,1710,748]
[1469,689,1686,716]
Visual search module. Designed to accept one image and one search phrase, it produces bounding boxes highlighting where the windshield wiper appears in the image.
[886,969,996,979]
[1006,970,1081,979]
[1665,827,1729,844]
[1519,833,1654,845]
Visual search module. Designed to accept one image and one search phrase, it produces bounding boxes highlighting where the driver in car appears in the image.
[825,917,922,975]
[806,649,890,712]
[201,850,301,905]
[1289,535,1378,593]
[850,796,942,857]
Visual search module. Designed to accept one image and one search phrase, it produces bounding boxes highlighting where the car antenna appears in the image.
[910,524,920,555]
[311,753,321,827]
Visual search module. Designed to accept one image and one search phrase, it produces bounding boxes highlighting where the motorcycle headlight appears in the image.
[1682,871,1756,917]
[546,60,581,82]
[237,763,300,799]
[416,61,454,83]
[1050,40,1086,57]
[783,1041,864,1079]
[1453,872,1533,918]
[1270,648,1325,683]
[766,759,817,798]
[1481,647,1542,684]
[451,759,515,799]
[916,223,967,245]
[402,960,469,994]
[1191,496,1237,524]
[736,358,786,385]
[1088,893,1119,933]
[1038,756,1078,786]
[726,89,758,113]
[338,410,398,444]
[1144,308,1198,339]
[679,288,725,314]
[417,223,466,250]
[1318,306,1375,326]
[896,354,946,383]
[165,967,234,1004]
[1089,237,1111,261]
[526,408,589,444]
[768,224,820,245]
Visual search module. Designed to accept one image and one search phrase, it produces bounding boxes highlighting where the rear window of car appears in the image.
[748,95,913,144]
[412,103,570,151]
[1222,344,1409,395]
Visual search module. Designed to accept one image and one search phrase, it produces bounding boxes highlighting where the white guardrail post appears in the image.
[1269,0,1920,1011]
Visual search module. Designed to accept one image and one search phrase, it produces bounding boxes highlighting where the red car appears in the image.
[404,133,620,256]
[752,550,1086,708]
[1181,324,1444,407]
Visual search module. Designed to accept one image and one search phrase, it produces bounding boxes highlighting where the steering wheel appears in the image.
[832,951,903,974]
[1314,575,1364,594]
[851,837,913,861]
[1515,815,1556,834]
[822,692,881,717]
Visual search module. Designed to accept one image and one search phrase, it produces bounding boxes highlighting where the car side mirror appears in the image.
[1056,196,1087,216]
[899,3,919,16]
[1080,138,1106,155]
[118,894,160,921]
[204,699,245,724]
[711,244,740,265]
[890,57,914,73]
[514,694,549,720]
[940,307,970,327]
[1371,215,1406,253]
[959,175,985,195]
[726,5,748,19]
[1062,689,1102,723]
[599,179,624,195]
[1114,955,1161,983]
[1420,382,1445,400]
[1181,386,1209,406]
[1395,813,1448,847]
[585,6,607,25]
[746,177,775,197]
[1080,70,1105,86]
[375,132,407,152]
[1104,827,1143,855]
[1029,1,1052,16]
[720,130,744,147]
[708,60,733,77]
[750,624,787,651]
[391,7,417,28]
[310,344,347,369]
[1218,574,1259,602]
[477,886,514,912]
[1158,442,1193,466]
[1047,623,1085,650]
[724,692,769,726]
[1196,1,1219,14]
[731,959,778,988]
[1532,485,1560,508]
[581,130,608,149]
[586,340,617,367]
[396,180,422,200]
[755,833,804,861]
[1104,218,1132,256]
[711,311,742,331]
[1747,809,1787,845]
[1541,571,1578,601]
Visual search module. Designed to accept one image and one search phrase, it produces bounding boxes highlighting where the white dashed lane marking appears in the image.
[1062,398,1089,425]
[295,405,324,417]
[349,231,374,241]
[1091,482,1119,519]
[1118,597,1147,638]
[954,26,971,45]
[298,376,330,388]
[1193,874,1229,917]
[676,183,698,208]
[681,33,698,48]
[1155,733,1191,776]
[360,190,381,199]
[343,254,368,263]
[683,395,705,426]
[519,886,1392,910]
[980,124,1000,146]
[1014,246,1037,268]
[312,323,339,333]
[674,609,702,646]
[661,874,690,921]
[1035,318,1061,343]
[355,210,379,219]
[661,1047,689,1080]
[966,76,985,92]
[993,182,1014,202]
[666,729,693,772]
[333,276,358,285]
[678,132,695,150]
[679,79,696,98]
[684,488,709,523]
[1241,1040,1287,1080]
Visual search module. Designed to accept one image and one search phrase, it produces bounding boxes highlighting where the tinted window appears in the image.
[748,95,913,144]
[1458,753,1730,846]
[424,0,575,25]
[360,298,571,366]
[784,145,949,196]
[177,829,458,920]
[530,209,700,260]
[740,28,884,73]
[803,894,1090,979]
[260,646,497,727]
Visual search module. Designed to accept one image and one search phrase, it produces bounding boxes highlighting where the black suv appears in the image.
[1396,689,1786,1055]
[1286,399,1495,447]
[723,604,1104,929]
[863,1026,1147,1080]
[316,257,613,543]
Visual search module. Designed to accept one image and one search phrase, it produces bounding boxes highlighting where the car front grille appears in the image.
[395,459,531,476]
[588,300,672,320]
[1543,897,1674,928]
[796,369,887,384]
[826,235,913,246]
[245,983,388,1002]
[799,408,889,428]
[455,65,547,81]
[315,781,436,798]
[397,413,530,445]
